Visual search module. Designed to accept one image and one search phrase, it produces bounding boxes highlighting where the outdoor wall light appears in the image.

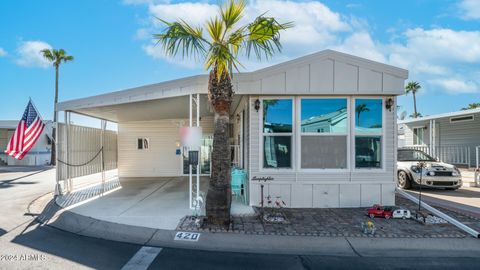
[236,113,241,123]
[385,98,394,112]
[254,99,261,112]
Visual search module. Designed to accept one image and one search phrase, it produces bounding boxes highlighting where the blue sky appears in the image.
[1,0,479,123]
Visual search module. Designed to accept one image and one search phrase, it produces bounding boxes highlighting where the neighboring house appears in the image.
[399,108,480,168]
[56,50,408,208]
[0,120,53,166]
[397,124,405,148]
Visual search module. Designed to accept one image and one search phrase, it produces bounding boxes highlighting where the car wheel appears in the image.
[397,171,411,189]
[369,214,375,218]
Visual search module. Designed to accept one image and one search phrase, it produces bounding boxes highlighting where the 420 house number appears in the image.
[174,232,201,241]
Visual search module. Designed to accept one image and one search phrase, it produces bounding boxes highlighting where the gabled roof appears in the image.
[57,49,408,113]
[398,108,480,124]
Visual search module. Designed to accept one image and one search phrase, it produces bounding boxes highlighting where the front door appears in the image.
[182,134,213,175]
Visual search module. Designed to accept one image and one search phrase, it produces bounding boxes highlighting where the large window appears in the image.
[263,99,292,168]
[300,98,348,169]
[413,127,424,145]
[354,99,382,169]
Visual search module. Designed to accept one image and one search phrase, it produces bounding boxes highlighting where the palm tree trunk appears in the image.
[206,69,233,226]
[413,92,418,118]
[50,65,59,165]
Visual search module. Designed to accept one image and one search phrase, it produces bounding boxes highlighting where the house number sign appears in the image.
[174,231,201,242]
[251,176,274,182]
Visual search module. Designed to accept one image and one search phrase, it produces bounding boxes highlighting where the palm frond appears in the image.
[154,18,209,60]
[41,49,54,62]
[206,17,225,42]
[227,27,245,57]
[245,16,293,60]
[221,0,246,31]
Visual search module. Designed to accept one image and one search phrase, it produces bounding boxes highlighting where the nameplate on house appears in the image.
[251,176,274,182]
[174,231,200,242]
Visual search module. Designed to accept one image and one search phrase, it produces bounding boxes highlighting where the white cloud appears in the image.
[134,28,150,40]
[15,41,52,68]
[0,47,7,57]
[149,2,218,27]
[142,43,201,69]
[140,0,354,67]
[386,28,480,93]
[332,32,386,62]
[130,1,480,94]
[429,79,479,94]
[458,0,480,20]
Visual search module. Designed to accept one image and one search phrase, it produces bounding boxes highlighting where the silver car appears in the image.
[397,148,462,190]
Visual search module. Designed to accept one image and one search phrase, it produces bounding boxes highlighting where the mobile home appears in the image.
[56,50,408,208]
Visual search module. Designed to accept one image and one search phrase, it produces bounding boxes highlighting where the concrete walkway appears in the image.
[406,187,480,218]
[62,177,253,230]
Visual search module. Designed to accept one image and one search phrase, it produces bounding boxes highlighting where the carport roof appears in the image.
[398,108,480,124]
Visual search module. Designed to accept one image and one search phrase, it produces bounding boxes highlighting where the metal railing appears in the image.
[403,144,471,167]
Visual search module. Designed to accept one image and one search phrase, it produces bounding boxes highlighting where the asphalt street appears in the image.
[0,167,479,270]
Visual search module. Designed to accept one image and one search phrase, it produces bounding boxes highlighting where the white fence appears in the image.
[403,145,471,167]
[57,123,117,181]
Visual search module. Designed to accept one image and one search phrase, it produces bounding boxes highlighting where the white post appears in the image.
[101,120,106,194]
[432,119,436,157]
[428,119,433,156]
[196,93,200,204]
[54,112,61,196]
[189,94,193,209]
[65,111,71,193]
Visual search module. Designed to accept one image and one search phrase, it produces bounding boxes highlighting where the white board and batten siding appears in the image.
[234,50,407,95]
[118,117,214,178]
[245,51,406,208]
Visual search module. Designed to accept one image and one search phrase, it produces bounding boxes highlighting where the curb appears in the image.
[29,193,480,257]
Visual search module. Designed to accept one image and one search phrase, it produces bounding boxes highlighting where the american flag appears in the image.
[4,100,45,160]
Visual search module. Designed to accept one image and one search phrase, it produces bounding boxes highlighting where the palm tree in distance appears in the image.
[461,103,480,110]
[41,48,74,165]
[356,103,370,126]
[405,81,421,118]
[154,0,292,226]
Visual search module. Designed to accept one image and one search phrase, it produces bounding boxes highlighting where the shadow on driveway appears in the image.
[9,197,139,270]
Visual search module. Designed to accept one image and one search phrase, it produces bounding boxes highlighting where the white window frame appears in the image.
[259,96,295,172]
[296,96,350,172]
[412,126,426,146]
[352,97,385,172]
[450,114,474,123]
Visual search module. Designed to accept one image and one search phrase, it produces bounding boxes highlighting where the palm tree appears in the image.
[409,112,422,118]
[355,103,370,126]
[41,49,74,166]
[154,0,292,226]
[405,81,421,118]
[461,103,480,110]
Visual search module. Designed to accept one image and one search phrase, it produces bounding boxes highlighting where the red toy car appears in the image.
[366,204,394,219]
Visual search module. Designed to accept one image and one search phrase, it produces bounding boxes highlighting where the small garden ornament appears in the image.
[361,219,376,235]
